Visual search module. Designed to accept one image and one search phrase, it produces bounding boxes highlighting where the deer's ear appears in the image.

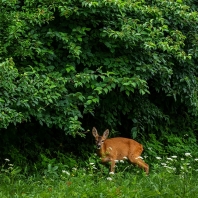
[92,127,99,138]
[103,129,109,140]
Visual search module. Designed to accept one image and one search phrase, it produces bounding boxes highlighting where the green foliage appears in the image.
[143,130,198,163]
[1,155,198,198]
[1,2,198,197]
[0,0,198,136]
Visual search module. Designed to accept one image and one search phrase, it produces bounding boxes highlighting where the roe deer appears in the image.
[92,127,149,174]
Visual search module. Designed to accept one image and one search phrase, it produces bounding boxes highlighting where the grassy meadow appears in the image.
[1,153,198,198]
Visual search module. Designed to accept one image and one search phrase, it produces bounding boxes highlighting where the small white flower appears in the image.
[156,157,162,160]
[89,163,95,165]
[194,158,198,161]
[5,159,10,162]
[62,170,70,175]
[144,155,148,158]
[185,153,191,157]
[123,157,128,160]
[66,171,70,175]
[167,158,173,161]
[148,147,152,150]
[8,164,14,166]
[181,158,184,161]
[195,169,198,172]
[161,163,167,166]
[107,177,112,181]
[171,156,177,159]
[120,160,124,163]
[72,167,77,171]
[114,160,119,163]
[109,172,114,175]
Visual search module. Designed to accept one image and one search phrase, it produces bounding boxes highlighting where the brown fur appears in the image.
[92,127,149,174]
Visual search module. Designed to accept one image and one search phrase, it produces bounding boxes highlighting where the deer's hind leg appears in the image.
[128,156,149,175]
[128,146,149,174]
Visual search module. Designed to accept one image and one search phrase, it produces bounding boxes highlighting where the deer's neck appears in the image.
[98,143,106,157]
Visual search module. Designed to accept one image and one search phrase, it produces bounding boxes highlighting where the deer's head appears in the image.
[92,127,109,149]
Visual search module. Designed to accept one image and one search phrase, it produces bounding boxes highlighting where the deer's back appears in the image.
[103,137,143,159]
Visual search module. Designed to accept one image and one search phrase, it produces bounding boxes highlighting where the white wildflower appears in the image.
[144,155,148,159]
[120,160,124,163]
[66,171,70,175]
[185,153,191,157]
[161,163,167,166]
[89,163,95,165]
[171,156,177,159]
[194,158,198,161]
[156,157,162,160]
[114,160,119,163]
[5,159,10,162]
[167,158,173,161]
[123,157,128,160]
[181,158,184,161]
[107,177,112,181]
[109,172,114,175]
[62,170,70,175]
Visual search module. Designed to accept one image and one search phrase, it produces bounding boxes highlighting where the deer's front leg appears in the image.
[109,159,116,173]
[101,156,111,163]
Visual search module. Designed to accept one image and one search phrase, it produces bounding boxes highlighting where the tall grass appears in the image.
[1,154,198,198]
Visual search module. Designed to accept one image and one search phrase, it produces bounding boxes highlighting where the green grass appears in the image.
[0,153,198,198]
[0,170,198,198]
[1,155,198,198]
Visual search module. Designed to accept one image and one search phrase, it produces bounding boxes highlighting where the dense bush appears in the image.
[0,0,198,168]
